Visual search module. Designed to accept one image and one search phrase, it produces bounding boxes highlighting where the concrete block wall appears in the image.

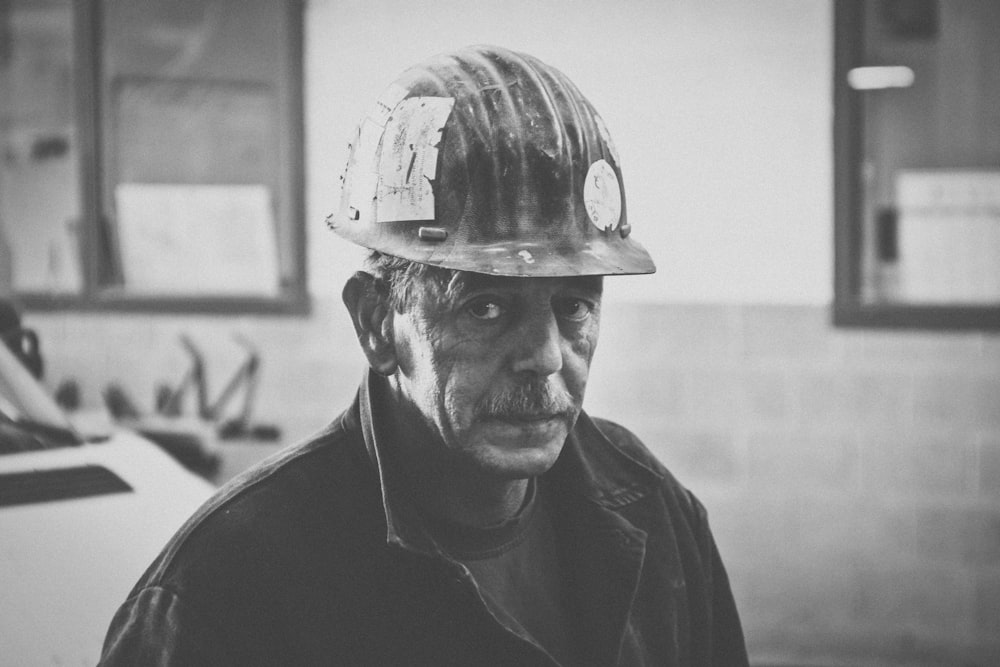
[25,299,1000,665]
[587,302,1000,666]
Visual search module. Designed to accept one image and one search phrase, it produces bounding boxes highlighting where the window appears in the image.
[834,0,1000,329]
[0,0,306,314]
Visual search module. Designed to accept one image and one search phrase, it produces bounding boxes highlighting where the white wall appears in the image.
[304,0,833,305]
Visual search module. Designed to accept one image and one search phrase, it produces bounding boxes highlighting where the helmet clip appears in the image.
[418,226,448,242]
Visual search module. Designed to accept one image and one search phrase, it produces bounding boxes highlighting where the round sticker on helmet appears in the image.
[584,159,622,231]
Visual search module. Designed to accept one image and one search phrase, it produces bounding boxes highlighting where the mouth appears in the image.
[473,413,572,453]
[482,411,568,423]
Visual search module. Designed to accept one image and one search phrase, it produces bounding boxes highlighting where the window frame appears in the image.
[16,0,308,316]
[832,0,1000,331]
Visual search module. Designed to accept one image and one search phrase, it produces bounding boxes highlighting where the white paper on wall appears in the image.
[115,183,280,296]
[895,170,1000,304]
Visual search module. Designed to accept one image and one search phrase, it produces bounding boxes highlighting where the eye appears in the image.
[466,297,505,321]
[554,297,593,322]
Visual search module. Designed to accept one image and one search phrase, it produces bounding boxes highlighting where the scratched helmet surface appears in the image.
[328,45,655,277]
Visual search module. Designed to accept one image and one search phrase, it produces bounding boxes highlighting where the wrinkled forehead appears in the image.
[443,271,604,300]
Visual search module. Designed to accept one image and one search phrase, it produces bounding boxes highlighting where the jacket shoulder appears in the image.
[101,406,387,663]
[135,412,379,591]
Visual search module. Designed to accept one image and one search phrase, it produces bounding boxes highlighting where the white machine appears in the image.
[0,341,214,666]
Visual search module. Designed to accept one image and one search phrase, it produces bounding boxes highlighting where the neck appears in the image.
[409,466,530,528]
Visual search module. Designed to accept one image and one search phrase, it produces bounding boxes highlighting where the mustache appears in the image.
[474,379,577,420]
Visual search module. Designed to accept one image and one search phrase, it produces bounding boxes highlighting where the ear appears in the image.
[342,272,398,376]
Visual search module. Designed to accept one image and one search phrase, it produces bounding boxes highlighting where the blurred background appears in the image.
[1,0,998,664]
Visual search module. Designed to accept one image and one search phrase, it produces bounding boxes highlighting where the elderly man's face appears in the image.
[391,272,603,479]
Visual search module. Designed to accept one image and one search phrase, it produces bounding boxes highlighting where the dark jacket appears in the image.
[99,374,748,666]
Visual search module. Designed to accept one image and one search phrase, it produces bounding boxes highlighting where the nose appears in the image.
[510,308,563,377]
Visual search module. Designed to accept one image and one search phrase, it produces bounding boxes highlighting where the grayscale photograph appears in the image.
[0,1,998,665]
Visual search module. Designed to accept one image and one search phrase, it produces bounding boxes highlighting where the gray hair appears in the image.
[365,252,460,313]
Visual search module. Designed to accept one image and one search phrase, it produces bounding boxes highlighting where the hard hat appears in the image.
[328,45,655,277]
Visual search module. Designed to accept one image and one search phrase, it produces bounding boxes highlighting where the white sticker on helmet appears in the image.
[584,159,622,232]
[375,96,455,223]
[342,119,383,224]
[340,83,412,226]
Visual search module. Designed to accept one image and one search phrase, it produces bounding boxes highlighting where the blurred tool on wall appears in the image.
[0,299,43,379]
[102,333,280,478]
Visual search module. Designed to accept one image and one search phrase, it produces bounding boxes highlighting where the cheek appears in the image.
[572,313,600,358]
[438,351,497,417]
[571,328,598,361]
[405,321,482,428]
[564,322,600,393]
[396,313,448,377]
[393,317,447,409]
[440,378,479,429]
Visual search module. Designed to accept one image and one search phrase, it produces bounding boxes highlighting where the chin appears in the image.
[467,419,569,479]
[471,450,561,480]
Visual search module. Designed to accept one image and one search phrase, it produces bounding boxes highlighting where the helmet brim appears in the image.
[331,218,656,277]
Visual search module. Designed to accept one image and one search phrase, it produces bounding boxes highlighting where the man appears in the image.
[99,46,747,666]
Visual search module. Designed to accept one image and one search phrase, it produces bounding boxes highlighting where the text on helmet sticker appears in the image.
[375,96,455,223]
[584,159,622,232]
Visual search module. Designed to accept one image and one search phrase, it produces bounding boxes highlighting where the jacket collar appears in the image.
[356,370,662,554]
[357,371,440,555]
